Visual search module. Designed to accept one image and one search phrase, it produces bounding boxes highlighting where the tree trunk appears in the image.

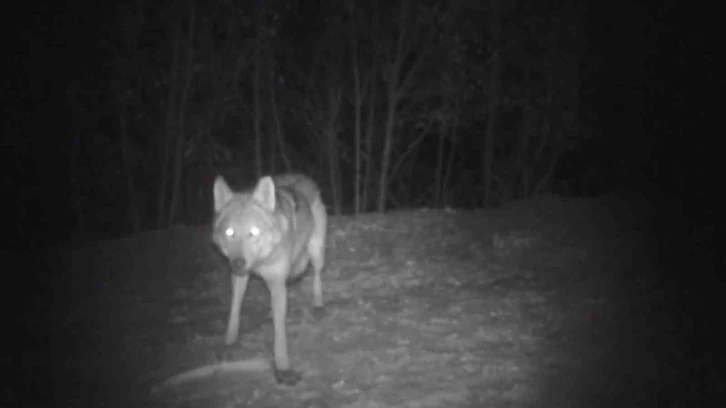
[520,93,534,198]
[157,28,182,228]
[253,0,264,178]
[119,114,141,232]
[377,81,397,212]
[434,127,445,207]
[389,126,427,184]
[482,0,501,206]
[270,65,292,173]
[376,0,412,213]
[442,124,458,207]
[325,88,343,215]
[351,19,364,214]
[362,81,376,213]
[168,0,195,227]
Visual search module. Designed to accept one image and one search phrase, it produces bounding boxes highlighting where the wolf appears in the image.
[211,173,327,385]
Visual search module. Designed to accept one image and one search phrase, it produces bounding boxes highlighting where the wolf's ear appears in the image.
[252,176,276,211]
[213,176,234,212]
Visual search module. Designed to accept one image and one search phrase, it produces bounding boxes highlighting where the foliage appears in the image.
[64,0,595,238]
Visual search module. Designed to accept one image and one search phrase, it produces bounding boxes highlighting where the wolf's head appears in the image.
[211,176,282,275]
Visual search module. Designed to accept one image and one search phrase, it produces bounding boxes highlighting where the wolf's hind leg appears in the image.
[308,195,327,312]
[292,254,311,278]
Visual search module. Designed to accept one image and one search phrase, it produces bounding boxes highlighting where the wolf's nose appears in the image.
[231,258,247,272]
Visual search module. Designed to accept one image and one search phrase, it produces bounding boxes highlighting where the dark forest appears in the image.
[5,0,700,246]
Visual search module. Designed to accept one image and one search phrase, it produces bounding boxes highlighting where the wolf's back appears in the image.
[273,173,322,206]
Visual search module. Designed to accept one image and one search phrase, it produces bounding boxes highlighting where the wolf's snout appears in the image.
[230,257,247,273]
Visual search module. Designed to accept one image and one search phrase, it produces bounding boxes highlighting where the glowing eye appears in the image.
[224,227,235,238]
[249,226,260,237]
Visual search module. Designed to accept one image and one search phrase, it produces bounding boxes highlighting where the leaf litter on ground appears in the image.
[43,193,709,408]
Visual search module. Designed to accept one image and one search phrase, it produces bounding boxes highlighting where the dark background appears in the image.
[2,0,717,251]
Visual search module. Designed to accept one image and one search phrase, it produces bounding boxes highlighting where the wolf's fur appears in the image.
[211,173,327,385]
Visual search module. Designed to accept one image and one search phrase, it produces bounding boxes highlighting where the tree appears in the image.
[371,0,450,212]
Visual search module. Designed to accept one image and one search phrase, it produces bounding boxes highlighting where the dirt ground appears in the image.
[8,193,719,407]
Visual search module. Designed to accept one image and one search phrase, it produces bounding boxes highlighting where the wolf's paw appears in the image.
[224,331,239,346]
[311,305,326,321]
[273,365,301,386]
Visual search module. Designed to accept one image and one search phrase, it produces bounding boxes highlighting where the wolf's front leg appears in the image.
[268,277,301,385]
[225,274,250,345]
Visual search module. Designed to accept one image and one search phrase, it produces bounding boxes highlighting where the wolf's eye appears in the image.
[248,226,260,238]
[224,227,235,238]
